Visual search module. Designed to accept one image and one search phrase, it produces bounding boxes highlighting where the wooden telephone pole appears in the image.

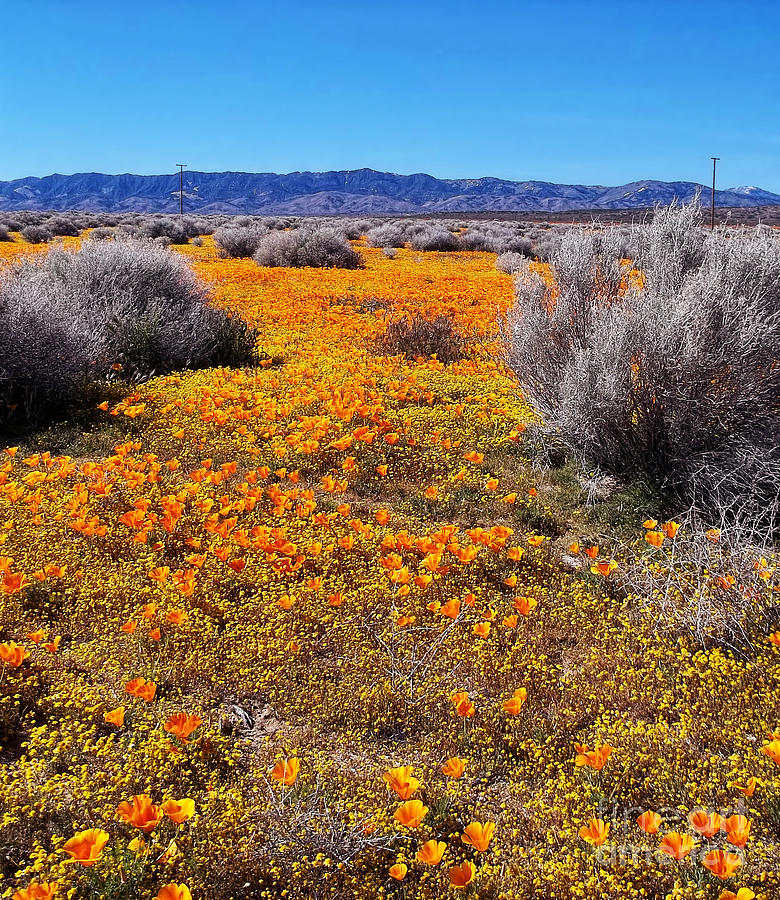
[176,164,187,215]
[710,157,719,230]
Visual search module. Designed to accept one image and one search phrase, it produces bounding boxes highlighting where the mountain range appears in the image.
[1,169,779,215]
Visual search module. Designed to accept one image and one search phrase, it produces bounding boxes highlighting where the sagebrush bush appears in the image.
[47,216,80,237]
[20,225,52,244]
[0,241,259,430]
[459,230,499,252]
[378,314,465,364]
[214,225,268,258]
[0,225,10,242]
[495,251,526,274]
[503,203,780,525]
[409,227,458,252]
[140,216,199,244]
[253,228,362,269]
[366,224,407,248]
[87,227,114,241]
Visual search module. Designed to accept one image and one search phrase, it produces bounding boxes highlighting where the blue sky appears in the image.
[4,0,780,190]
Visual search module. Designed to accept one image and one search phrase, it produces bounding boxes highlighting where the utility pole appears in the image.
[176,163,187,215]
[710,157,719,230]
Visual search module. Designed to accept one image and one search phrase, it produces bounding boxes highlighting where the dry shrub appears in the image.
[0,240,259,430]
[253,228,363,269]
[616,515,779,651]
[213,224,268,258]
[502,202,780,527]
[409,227,458,252]
[20,225,52,244]
[377,314,465,363]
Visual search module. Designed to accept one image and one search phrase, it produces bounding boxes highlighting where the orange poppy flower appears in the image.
[513,596,537,615]
[157,885,192,900]
[389,863,407,881]
[636,810,662,834]
[124,677,157,701]
[394,799,428,828]
[702,849,742,879]
[62,828,109,866]
[417,839,446,865]
[661,521,681,538]
[689,809,722,837]
[658,831,694,860]
[574,743,613,770]
[26,631,45,644]
[1,571,29,595]
[718,890,755,900]
[116,794,163,832]
[166,609,187,625]
[730,777,757,797]
[583,545,600,559]
[383,766,420,800]
[578,819,609,845]
[762,739,780,765]
[121,620,137,634]
[104,707,126,728]
[162,798,196,824]
[148,567,170,583]
[0,642,30,668]
[12,882,58,900]
[472,621,490,639]
[163,712,203,743]
[723,814,750,848]
[440,598,461,619]
[502,687,527,715]
[448,860,476,888]
[461,821,495,852]
[590,560,618,577]
[442,757,466,778]
[450,691,475,718]
[644,531,665,547]
[271,757,300,786]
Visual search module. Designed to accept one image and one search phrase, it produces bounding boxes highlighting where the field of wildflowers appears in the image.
[1,231,780,900]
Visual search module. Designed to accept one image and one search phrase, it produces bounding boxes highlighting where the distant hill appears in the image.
[1,169,779,214]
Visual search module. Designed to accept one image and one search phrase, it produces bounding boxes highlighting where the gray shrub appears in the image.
[253,228,362,269]
[0,240,258,429]
[20,225,53,244]
[409,227,458,252]
[214,225,269,258]
[366,224,407,248]
[502,203,780,524]
[495,251,526,274]
[47,216,80,237]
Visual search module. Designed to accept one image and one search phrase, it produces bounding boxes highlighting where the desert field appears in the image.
[0,215,779,900]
